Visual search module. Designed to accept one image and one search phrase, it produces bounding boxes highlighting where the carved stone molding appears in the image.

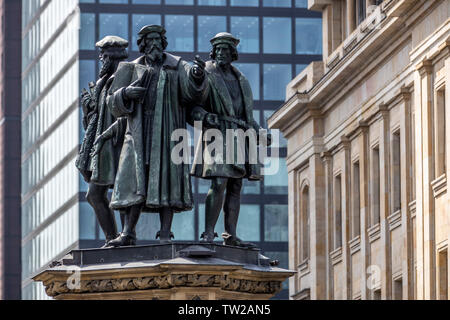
[43,273,283,298]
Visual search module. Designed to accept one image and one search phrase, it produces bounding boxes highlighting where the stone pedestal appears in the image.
[33,242,295,300]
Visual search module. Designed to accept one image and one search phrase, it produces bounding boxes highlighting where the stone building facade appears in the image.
[269,0,449,300]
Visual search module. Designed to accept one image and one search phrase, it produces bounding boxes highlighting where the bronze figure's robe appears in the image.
[191,60,262,181]
[107,53,206,213]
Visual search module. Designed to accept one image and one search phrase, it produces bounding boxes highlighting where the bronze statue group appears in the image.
[76,25,271,249]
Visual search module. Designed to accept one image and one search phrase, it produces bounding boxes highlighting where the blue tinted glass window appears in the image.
[132,15,161,51]
[132,0,160,3]
[237,205,260,241]
[165,0,194,5]
[172,208,195,240]
[80,13,95,50]
[99,0,127,3]
[166,15,194,52]
[263,17,291,54]
[243,179,260,194]
[296,0,308,7]
[296,18,323,55]
[263,64,291,100]
[231,16,259,54]
[231,0,258,6]
[296,64,307,75]
[233,63,260,100]
[263,110,287,147]
[79,202,96,240]
[80,0,95,3]
[199,204,224,238]
[99,14,128,42]
[263,0,290,7]
[79,60,96,94]
[264,204,288,241]
[135,214,160,240]
[198,16,227,52]
[198,0,226,5]
[264,157,288,194]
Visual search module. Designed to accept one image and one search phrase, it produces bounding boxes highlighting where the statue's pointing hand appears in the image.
[192,55,206,81]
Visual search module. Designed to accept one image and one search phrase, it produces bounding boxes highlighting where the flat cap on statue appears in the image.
[138,24,167,37]
[210,32,240,48]
[96,35,129,49]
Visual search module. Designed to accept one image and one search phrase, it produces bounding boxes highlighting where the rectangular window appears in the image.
[438,250,448,300]
[435,86,446,178]
[80,14,95,50]
[357,0,367,25]
[334,174,342,249]
[393,278,402,300]
[352,161,361,237]
[263,64,292,100]
[231,16,259,54]
[296,0,308,7]
[392,131,401,212]
[234,63,260,100]
[198,16,226,52]
[231,0,258,6]
[371,146,380,225]
[265,204,288,242]
[132,0,161,4]
[99,14,129,43]
[295,18,322,55]
[198,0,226,5]
[165,0,194,5]
[165,15,194,52]
[263,17,292,54]
[263,0,291,7]
[132,14,162,51]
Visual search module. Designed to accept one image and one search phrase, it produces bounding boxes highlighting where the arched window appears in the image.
[301,184,310,261]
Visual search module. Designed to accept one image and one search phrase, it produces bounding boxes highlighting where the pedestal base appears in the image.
[33,242,295,300]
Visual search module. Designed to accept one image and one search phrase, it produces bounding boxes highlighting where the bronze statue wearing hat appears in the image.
[190,32,271,248]
[76,35,129,247]
[104,25,207,246]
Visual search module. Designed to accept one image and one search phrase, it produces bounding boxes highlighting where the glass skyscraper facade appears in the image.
[21,0,322,300]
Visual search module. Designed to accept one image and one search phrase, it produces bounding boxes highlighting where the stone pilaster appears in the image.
[379,104,392,299]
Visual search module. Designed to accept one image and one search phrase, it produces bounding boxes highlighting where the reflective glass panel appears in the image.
[198,0,226,5]
[166,15,194,52]
[263,64,291,100]
[231,16,259,54]
[263,157,288,194]
[231,0,258,6]
[99,14,128,43]
[79,202,96,240]
[296,18,323,55]
[263,0,291,7]
[80,13,95,50]
[172,208,195,240]
[99,0,127,3]
[132,0,161,3]
[165,0,194,5]
[263,17,291,54]
[135,214,160,240]
[295,0,308,7]
[233,63,260,100]
[264,204,288,241]
[198,16,226,52]
[263,110,287,147]
[296,64,307,75]
[132,14,162,51]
